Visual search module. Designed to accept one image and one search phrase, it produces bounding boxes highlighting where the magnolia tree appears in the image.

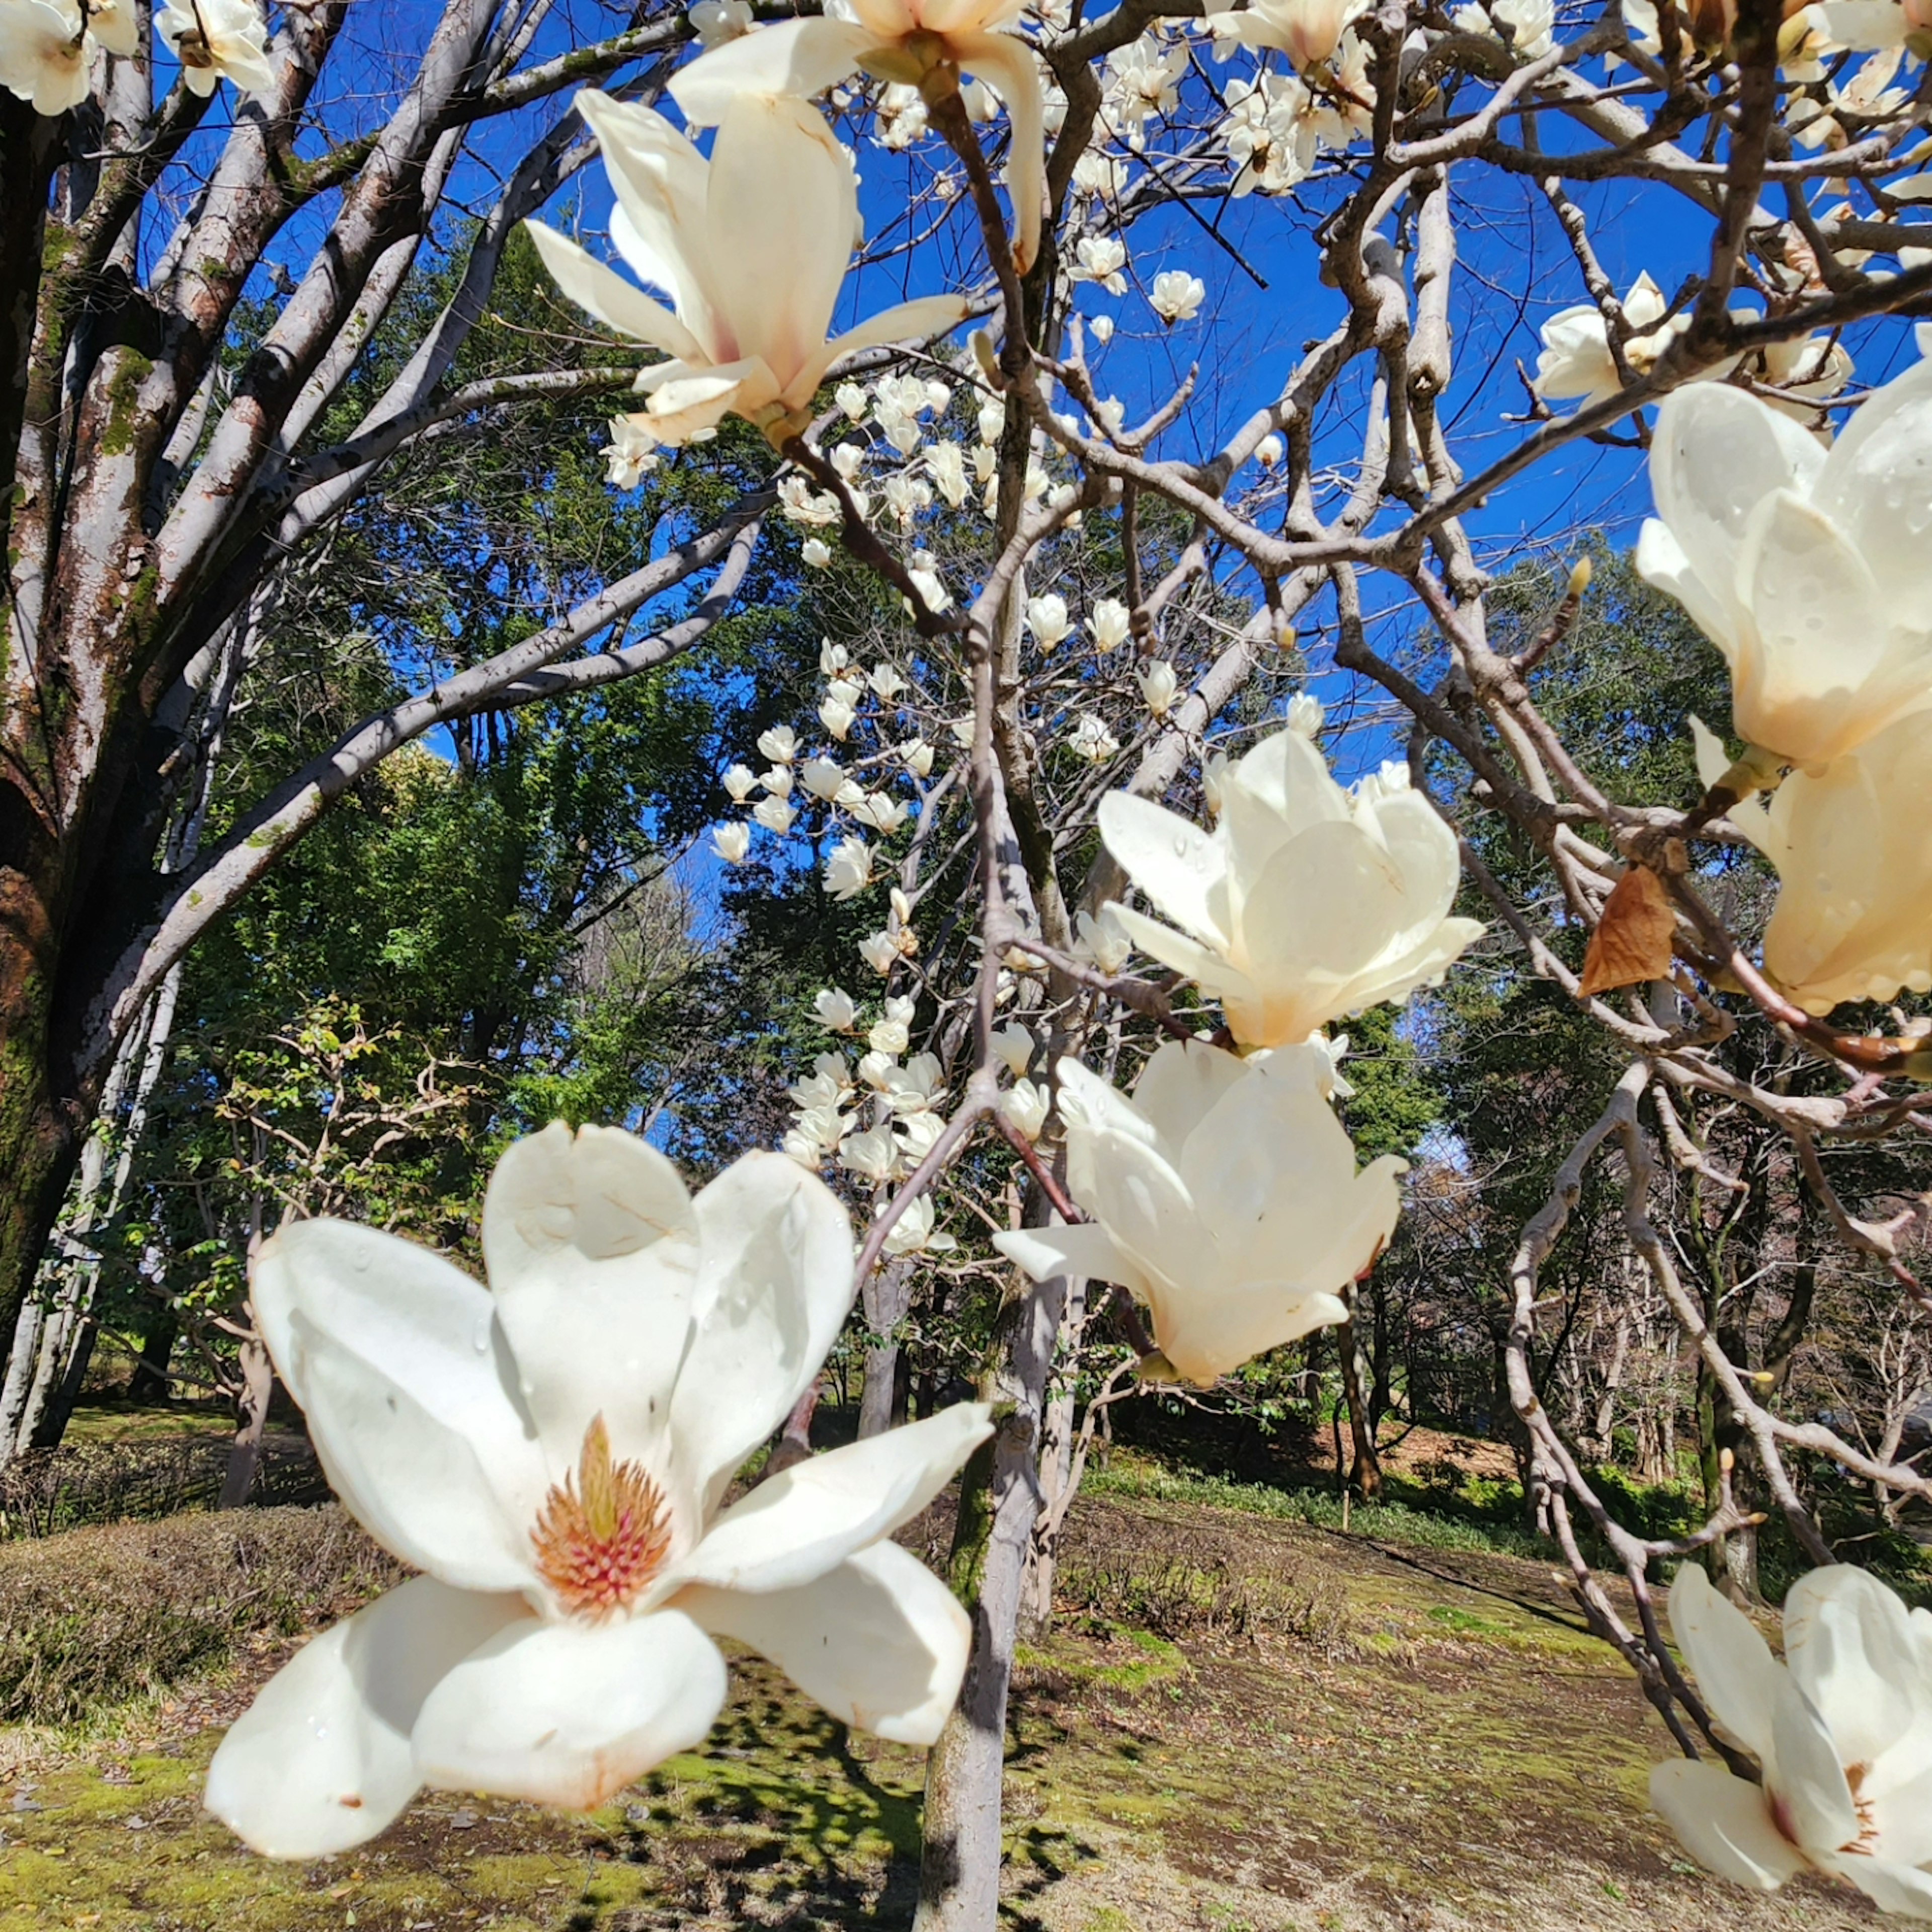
[7,0,1932,1924]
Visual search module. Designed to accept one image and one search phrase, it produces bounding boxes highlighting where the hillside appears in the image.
[0,1483,1886,1932]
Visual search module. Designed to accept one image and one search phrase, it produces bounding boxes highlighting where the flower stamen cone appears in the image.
[531,1414,673,1619]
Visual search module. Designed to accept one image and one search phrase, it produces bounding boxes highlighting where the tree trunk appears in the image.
[219,1332,276,1510]
[130,1307,179,1405]
[914,1263,1068,1932]
[1019,1273,1086,1639]
[1340,1293,1382,1500]
[858,1258,915,1441]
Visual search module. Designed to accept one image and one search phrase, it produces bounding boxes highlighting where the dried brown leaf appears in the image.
[1579,864,1675,997]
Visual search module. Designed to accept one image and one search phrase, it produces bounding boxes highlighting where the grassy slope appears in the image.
[0,1483,1887,1932]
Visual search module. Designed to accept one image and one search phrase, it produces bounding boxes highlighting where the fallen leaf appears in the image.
[1579,864,1675,996]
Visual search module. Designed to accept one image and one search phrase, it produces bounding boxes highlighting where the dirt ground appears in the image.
[0,1491,1886,1932]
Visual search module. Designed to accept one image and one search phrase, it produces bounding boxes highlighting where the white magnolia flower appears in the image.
[852,792,911,836]
[1149,272,1206,325]
[801,757,848,802]
[841,1123,902,1183]
[1255,432,1284,467]
[857,1049,899,1090]
[753,796,798,837]
[894,1110,946,1164]
[1532,272,1694,406]
[528,92,967,449]
[0,0,87,115]
[789,1050,849,1110]
[604,413,662,489]
[672,0,1046,273]
[1070,715,1121,763]
[1026,592,1074,649]
[992,1021,1036,1078]
[927,440,971,509]
[712,822,752,865]
[886,1052,945,1114]
[760,764,794,799]
[998,1078,1051,1140]
[722,763,759,803]
[1651,1563,1932,1916]
[1286,692,1324,737]
[205,1126,990,1856]
[882,1194,958,1257]
[820,695,858,741]
[1089,597,1132,652]
[758,724,798,764]
[869,1013,912,1058]
[1089,312,1116,345]
[689,0,755,47]
[869,663,909,701]
[802,537,834,569]
[906,566,952,616]
[780,475,843,525]
[1099,726,1483,1048]
[1637,359,1932,769]
[1810,0,1932,47]
[1073,905,1133,976]
[900,739,936,779]
[996,1042,1403,1384]
[1073,234,1129,295]
[814,987,859,1032]
[824,835,874,901]
[1692,715,1932,1013]
[859,930,901,975]
[1104,32,1188,142]
[1138,661,1180,716]
[1207,0,1368,67]
[157,0,274,96]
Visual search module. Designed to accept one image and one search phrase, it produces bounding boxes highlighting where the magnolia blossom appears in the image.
[1070,715,1121,763]
[1026,593,1074,649]
[1651,1563,1932,1915]
[712,822,751,865]
[604,414,661,488]
[901,738,936,779]
[722,763,759,803]
[528,92,967,449]
[882,1194,958,1258]
[1,0,137,112]
[205,1125,990,1856]
[1256,432,1284,467]
[1074,234,1129,295]
[1637,359,1932,769]
[753,796,798,836]
[1073,905,1134,975]
[801,757,847,803]
[1692,715,1932,1013]
[1812,0,1932,46]
[1533,273,1691,405]
[841,1123,901,1183]
[671,0,1046,273]
[824,835,874,901]
[760,764,794,799]
[1149,271,1206,325]
[992,1021,1035,1078]
[814,987,859,1032]
[758,724,798,764]
[859,930,902,975]
[802,537,834,568]
[1207,0,1367,68]
[999,1078,1051,1140]
[1090,598,1132,652]
[689,0,754,46]
[820,694,857,742]
[1138,661,1180,717]
[1100,726,1483,1048]
[996,1042,1403,1385]
[157,0,274,96]
[1089,313,1116,346]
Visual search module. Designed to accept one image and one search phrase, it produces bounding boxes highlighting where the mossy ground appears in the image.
[1,1492,1886,1931]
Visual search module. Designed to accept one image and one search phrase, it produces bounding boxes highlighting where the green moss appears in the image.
[96,352,155,460]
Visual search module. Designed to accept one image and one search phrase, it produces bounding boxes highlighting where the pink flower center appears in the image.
[530,1415,673,1619]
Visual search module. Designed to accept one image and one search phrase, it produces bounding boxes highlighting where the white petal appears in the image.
[799,294,974,399]
[206,1579,528,1858]
[1102,902,1251,1011]
[253,1222,544,1592]
[953,31,1046,273]
[1813,354,1932,615]
[704,92,853,389]
[481,1122,700,1469]
[674,1405,993,1594]
[1636,518,1740,657]
[669,17,873,127]
[1097,792,1231,948]
[993,1222,1150,1298]
[1782,1564,1932,1790]
[1648,1758,1806,1890]
[666,1152,856,1513]
[524,221,708,363]
[1668,1562,1781,1762]
[1129,1038,1255,1152]
[1768,1673,1858,1854]
[1827,1851,1932,1919]
[680,1541,969,1745]
[412,1610,728,1810]
[1153,1285,1348,1387]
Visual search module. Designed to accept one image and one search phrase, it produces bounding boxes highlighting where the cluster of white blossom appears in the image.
[1643,352,1932,1013]
[0,0,271,112]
